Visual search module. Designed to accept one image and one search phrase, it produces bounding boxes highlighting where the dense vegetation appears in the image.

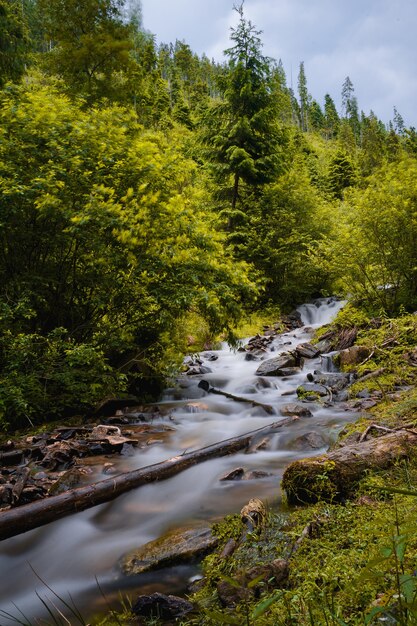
[1,0,416,434]
[2,2,417,625]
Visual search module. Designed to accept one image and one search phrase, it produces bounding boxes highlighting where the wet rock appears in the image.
[132,592,194,622]
[291,432,327,450]
[220,467,245,481]
[312,372,351,393]
[357,388,370,398]
[255,353,297,376]
[120,526,218,575]
[244,469,271,480]
[280,403,313,417]
[91,424,121,438]
[186,365,212,376]
[297,383,329,398]
[48,468,86,495]
[278,367,302,377]
[295,342,320,359]
[248,436,271,452]
[281,310,303,330]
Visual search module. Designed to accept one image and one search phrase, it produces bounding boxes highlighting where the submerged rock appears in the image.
[120,526,218,575]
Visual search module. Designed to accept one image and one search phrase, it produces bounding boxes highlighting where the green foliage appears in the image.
[0,0,29,87]
[37,0,133,99]
[0,79,257,428]
[335,157,417,312]
[201,4,286,216]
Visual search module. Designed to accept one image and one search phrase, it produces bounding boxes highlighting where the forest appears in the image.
[1,0,417,624]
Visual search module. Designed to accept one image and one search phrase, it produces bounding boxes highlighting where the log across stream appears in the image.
[0,298,359,622]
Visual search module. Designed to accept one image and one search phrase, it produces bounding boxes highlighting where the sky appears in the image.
[140,0,417,127]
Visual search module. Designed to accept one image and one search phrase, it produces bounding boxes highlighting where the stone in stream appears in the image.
[295,342,321,359]
[297,383,329,399]
[255,353,297,376]
[280,403,313,417]
[219,467,271,481]
[120,526,218,575]
[291,431,328,450]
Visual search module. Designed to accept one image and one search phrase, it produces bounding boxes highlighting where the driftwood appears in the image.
[282,429,417,504]
[198,380,274,414]
[0,416,302,542]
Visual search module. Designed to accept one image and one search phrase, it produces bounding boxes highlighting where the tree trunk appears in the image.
[282,430,417,505]
[0,416,301,541]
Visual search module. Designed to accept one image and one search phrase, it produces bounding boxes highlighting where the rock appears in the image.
[277,367,302,377]
[255,353,297,376]
[240,498,266,530]
[220,467,245,481]
[120,526,218,575]
[132,592,194,621]
[338,345,371,367]
[291,432,327,450]
[91,424,121,438]
[312,372,351,393]
[244,469,271,480]
[281,310,303,330]
[295,342,320,359]
[217,559,289,608]
[297,383,329,398]
[356,388,370,398]
[280,403,313,417]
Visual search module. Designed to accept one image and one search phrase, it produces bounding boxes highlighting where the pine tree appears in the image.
[203,3,284,218]
[341,76,354,117]
[324,94,339,139]
[298,61,310,131]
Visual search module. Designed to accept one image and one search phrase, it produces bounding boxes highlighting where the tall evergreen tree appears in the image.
[324,94,339,139]
[297,61,310,131]
[203,3,284,218]
[341,76,354,117]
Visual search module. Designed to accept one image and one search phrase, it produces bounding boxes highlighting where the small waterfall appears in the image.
[297,297,346,327]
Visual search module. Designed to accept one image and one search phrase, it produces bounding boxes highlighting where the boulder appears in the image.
[255,353,297,376]
[295,342,320,359]
[296,383,329,399]
[120,526,218,575]
[337,345,371,367]
[132,592,194,621]
[280,403,313,418]
[291,432,327,450]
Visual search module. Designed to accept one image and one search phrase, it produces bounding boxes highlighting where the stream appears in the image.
[0,298,359,623]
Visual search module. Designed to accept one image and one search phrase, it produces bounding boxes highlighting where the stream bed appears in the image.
[0,298,360,623]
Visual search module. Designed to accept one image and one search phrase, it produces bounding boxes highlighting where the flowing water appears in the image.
[0,298,358,623]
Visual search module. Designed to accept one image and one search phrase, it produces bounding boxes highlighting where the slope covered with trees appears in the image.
[0,0,416,434]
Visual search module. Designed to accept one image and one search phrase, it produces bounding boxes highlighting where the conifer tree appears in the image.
[203,3,284,218]
[0,0,28,87]
[297,61,310,131]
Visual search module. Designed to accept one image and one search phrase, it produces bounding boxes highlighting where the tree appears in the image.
[37,0,133,98]
[0,81,257,425]
[297,61,310,131]
[337,158,417,312]
[324,94,339,139]
[341,76,354,117]
[0,0,28,87]
[327,149,357,198]
[202,3,285,220]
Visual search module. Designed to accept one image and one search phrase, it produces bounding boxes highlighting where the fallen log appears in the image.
[282,429,417,505]
[0,416,301,541]
[198,380,274,414]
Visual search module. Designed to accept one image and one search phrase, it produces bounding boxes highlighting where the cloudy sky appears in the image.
[140,0,417,127]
